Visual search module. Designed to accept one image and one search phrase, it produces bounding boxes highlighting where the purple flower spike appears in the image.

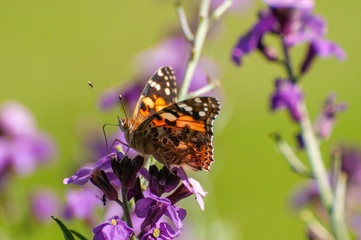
[176,167,207,211]
[63,152,121,185]
[140,222,181,240]
[313,93,347,140]
[93,216,133,240]
[271,79,304,122]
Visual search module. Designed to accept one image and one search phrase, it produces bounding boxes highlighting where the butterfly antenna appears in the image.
[119,95,128,119]
[88,82,125,118]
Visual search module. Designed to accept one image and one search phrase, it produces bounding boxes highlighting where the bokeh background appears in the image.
[1,0,360,239]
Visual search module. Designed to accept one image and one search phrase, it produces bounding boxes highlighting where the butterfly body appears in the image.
[119,67,220,171]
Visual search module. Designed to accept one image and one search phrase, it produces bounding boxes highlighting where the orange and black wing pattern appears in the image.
[131,66,177,130]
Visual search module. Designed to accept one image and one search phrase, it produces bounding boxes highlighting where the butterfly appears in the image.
[119,66,220,171]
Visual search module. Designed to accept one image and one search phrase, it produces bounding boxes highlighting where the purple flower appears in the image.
[148,165,180,197]
[232,0,346,67]
[135,191,186,235]
[64,188,102,221]
[271,79,304,122]
[176,167,207,211]
[111,155,144,189]
[301,38,347,74]
[339,147,361,185]
[93,216,133,240]
[30,189,60,222]
[63,152,121,185]
[313,93,347,139]
[90,169,119,201]
[0,101,55,177]
[140,222,181,240]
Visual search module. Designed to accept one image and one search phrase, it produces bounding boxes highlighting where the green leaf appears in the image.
[51,216,76,240]
[70,230,89,240]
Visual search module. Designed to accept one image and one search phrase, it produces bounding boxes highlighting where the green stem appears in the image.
[301,210,334,240]
[281,36,295,82]
[178,0,210,101]
[210,0,233,23]
[331,173,351,240]
[272,134,309,176]
[186,82,218,99]
[299,102,333,210]
[119,189,135,240]
[175,0,194,42]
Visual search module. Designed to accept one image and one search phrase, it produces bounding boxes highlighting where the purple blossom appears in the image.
[63,152,121,185]
[271,79,304,122]
[148,165,180,197]
[30,189,60,222]
[176,167,207,211]
[90,169,119,201]
[232,0,346,67]
[135,190,186,235]
[111,155,144,189]
[313,93,347,139]
[140,222,181,240]
[301,38,347,73]
[64,188,102,221]
[93,216,133,240]
[0,101,55,177]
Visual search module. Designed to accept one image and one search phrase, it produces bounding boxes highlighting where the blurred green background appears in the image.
[1,0,360,239]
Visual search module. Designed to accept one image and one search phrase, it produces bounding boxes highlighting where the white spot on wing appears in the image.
[155,84,161,91]
[165,88,171,95]
[158,69,164,76]
[184,106,193,112]
[199,111,206,117]
[195,98,202,103]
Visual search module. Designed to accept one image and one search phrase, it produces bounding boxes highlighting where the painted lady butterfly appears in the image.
[119,66,220,171]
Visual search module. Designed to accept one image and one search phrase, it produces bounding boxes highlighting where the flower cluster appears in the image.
[64,152,207,239]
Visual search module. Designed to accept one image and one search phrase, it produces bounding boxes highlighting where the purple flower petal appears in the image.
[270,79,304,122]
[264,0,314,10]
[30,189,59,222]
[232,14,277,65]
[64,188,101,221]
[140,222,181,240]
[63,153,120,185]
[176,167,207,211]
[93,216,133,240]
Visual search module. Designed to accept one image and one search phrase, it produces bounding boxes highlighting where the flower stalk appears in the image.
[175,0,194,42]
[331,173,350,240]
[178,0,210,101]
[120,188,135,240]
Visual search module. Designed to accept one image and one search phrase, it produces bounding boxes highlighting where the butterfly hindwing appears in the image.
[131,67,177,130]
[135,97,220,171]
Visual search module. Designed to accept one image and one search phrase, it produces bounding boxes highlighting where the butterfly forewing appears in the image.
[131,67,177,130]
